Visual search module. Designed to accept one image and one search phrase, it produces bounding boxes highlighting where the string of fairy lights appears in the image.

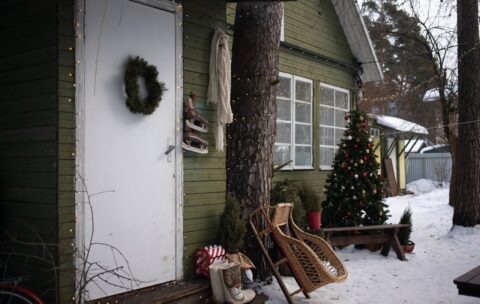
[71,2,185,302]
[61,3,479,303]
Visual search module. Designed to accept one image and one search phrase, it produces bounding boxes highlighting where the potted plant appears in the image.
[398,207,415,253]
[297,183,321,230]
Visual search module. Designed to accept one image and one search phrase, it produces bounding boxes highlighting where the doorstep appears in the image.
[87,279,269,304]
[87,280,211,304]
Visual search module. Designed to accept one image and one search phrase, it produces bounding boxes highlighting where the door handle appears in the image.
[165,145,175,155]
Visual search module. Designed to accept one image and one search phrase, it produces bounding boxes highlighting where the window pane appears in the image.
[320,127,334,146]
[335,91,349,109]
[295,103,311,123]
[276,122,291,144]
[335,128,344,146]
[319,106,334,125]
[277,99,291,121]
[295,146,312,167]
[295,80,312,102]
[278,77,291,98]
[320,87,334,106]
[273,145,291,165]
[295,124,311,144]
[320,147,335,167]
[335,109,347,128]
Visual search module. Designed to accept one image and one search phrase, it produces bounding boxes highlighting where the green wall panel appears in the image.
[182,0,227,279]
[0,0,75,302]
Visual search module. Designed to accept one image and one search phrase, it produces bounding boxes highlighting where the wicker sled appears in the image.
[249,203,347,303]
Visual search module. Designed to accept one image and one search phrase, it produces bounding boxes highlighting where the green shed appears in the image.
[0,0,382,302]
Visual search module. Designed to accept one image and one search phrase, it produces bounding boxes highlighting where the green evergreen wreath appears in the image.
[124,56,166,115]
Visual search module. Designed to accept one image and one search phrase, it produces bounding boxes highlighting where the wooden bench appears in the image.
[454,265,480,298]
[319,224,411,261]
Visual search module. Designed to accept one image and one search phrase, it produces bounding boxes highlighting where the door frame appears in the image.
[74,0,184,294]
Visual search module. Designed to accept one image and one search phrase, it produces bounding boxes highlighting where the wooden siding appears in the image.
[182,0,227,279]
[284,0,354,65]
[0,0,59,302]
[0,0,75,302]
[227,0,354,66]
[57,0,76,302]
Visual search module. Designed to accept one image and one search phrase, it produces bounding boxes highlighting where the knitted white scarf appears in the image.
[207,29,232,152]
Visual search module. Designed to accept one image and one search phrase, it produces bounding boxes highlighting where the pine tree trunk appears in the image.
[226,3,283,279]
[453,0,480,226]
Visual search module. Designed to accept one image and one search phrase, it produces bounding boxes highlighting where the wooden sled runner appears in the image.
[249,203,347,303]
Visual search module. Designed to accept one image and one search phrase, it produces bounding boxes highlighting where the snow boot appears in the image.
[208,261,229,303]
[186,97,208,133]
[182,127,208,154]
[220,262,255,304]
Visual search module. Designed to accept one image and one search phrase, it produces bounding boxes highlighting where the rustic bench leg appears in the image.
[380,240,391,257]
[391,233,407,261]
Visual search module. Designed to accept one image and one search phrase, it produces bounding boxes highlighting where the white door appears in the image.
[83,0,178,299]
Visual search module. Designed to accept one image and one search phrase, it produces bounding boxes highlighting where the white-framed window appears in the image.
[370,127,380,137]
[274,73,313,169]
[319,83,350,169]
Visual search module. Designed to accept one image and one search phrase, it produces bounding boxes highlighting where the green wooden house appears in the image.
[0,0,381,302]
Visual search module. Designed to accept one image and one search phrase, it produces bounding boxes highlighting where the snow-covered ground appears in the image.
[262,179,480,304]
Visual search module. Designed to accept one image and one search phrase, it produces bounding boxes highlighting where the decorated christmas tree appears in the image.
[321,110,389,227]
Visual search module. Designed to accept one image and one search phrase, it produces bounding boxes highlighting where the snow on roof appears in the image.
[373,115,428,135]
[423,88,454,102]
[405,139,426,153]
[423,88,441,102]
[420,144,448,153]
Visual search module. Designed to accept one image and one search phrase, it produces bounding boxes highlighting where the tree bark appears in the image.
[227,3,283,279]
[453,0,480,226]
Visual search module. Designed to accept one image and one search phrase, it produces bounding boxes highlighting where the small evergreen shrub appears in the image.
[297,182,321,212]
[271,179,306,227]
[398,207,413,245]
[218,194,245,253]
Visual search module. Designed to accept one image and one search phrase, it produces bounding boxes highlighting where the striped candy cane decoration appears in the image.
[194,245,226,277]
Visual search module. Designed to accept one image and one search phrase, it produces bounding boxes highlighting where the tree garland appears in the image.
[124,56,166,115]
